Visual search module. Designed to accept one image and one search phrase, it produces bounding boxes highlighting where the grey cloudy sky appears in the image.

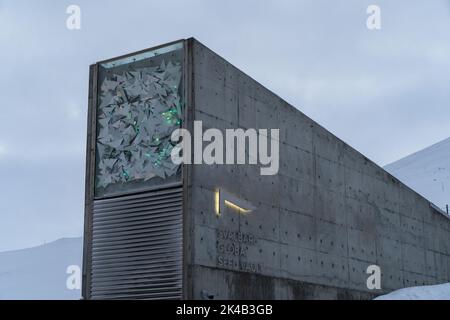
[0,0,449,251]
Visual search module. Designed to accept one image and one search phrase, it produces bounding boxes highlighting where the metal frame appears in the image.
[182,38,195,300]
[82,63,97,299]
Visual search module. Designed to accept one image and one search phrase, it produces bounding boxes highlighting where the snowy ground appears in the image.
[0,237,82,300]
[376,283,450,300]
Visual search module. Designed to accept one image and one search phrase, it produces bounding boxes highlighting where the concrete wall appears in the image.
[185,39,450,299]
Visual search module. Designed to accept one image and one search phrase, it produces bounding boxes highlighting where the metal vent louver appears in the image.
[90,185,183,299]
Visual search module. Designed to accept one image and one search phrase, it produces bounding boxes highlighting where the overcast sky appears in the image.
[1,0,449,251]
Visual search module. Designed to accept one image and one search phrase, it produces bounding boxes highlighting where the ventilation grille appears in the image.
[90,185,183,299]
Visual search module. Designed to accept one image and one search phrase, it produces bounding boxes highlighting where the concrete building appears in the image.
[82,38,450,300]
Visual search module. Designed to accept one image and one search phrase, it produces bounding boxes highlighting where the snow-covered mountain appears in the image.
[385,137,450,212]
[0,237,82,300]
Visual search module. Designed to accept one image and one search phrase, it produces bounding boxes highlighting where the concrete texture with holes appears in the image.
[183,39,450,299]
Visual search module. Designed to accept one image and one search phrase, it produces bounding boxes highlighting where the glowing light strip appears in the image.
[224,200,251,214]
[215,189,220,216]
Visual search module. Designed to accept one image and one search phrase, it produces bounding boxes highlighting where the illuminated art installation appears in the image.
[95,60,183,192]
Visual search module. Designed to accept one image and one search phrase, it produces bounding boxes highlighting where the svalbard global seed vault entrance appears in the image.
[82,38,450,300]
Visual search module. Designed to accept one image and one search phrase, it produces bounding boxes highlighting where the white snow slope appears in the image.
[384,137,450,212]
[376,283,450,300]
[0,237,82,300]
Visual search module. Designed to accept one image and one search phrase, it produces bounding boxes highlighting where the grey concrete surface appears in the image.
[186,38,450,299]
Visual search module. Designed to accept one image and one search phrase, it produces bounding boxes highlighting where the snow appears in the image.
[385,137,450,212]
[376,283,450,300]
[0,237,82,300]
